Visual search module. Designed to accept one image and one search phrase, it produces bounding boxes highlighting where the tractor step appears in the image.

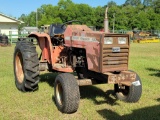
[77,78,97,86]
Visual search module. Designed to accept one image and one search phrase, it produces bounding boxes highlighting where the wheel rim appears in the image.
[15,51,24,83]
[119,86,129,96]
[56,81,63,106]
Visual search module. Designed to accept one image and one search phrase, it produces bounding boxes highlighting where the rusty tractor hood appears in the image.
[64,25,130,73]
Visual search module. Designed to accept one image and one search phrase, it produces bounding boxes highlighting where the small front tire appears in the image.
[54,73,80,113]
[114,72,142,102]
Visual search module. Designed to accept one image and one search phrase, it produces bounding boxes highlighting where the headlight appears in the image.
[104,37,113,44]
[118,37,127,44]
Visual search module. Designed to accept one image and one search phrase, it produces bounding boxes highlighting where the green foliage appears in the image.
[107,1,117,7]
[125,0,141,6]
[18,0,160,31]
[143,0,153,6]
[94,6,105,29]
[153,0,160,13]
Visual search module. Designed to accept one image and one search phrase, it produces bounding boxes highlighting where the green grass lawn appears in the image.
[0,43,160,120]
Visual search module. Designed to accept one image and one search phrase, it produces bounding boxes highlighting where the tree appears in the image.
[76,4,96,26]
[18,0,160,31]
[94,6,105,29]
[107,1,117,7]
[18,14,28,30]
[58,0,77,22]
[124,0,141,6]
[143,0,153,6]
[38,4,62,26]
[147,9,160,30]
[153,0,160,13]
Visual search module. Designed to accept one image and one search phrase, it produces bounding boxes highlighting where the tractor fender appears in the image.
[28,32,53,64]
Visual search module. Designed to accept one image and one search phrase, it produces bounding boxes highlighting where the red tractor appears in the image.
[13,19,142,113]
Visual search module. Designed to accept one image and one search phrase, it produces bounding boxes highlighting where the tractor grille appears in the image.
[102,44,129,72]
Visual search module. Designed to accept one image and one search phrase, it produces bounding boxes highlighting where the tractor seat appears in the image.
[49,24,65,37]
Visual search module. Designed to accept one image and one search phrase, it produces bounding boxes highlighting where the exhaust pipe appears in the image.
[104,7,109,33]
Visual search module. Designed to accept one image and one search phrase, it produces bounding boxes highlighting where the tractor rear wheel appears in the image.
[13,40,40,92]
[114,72,142,102]
[54,73,80,113]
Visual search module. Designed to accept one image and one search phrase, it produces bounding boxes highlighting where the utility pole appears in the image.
[113,13,115,33]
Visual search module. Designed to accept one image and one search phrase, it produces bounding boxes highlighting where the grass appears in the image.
[0,43,160,120]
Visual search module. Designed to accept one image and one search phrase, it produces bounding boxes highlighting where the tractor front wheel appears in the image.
[114,72,142,102]
[54,73,80,113]
[13,40,40,92]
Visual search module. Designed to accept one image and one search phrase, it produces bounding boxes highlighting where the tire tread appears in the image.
[14,40,40,92]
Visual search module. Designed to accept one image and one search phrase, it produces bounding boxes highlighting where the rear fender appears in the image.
[28,32,53,64]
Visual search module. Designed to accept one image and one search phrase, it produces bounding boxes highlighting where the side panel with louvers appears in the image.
[101,35,130,73]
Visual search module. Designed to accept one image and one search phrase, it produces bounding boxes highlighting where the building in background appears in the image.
[0,13,23,37]
[21,27,38,34]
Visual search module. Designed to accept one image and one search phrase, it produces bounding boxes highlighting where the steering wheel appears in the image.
[61,20,82,29]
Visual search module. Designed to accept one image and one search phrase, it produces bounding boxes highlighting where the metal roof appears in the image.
[0,12,24,24]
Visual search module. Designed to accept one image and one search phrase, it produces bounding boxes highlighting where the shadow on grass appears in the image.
[97,105,160,120]
[40,72,58,87]
[157,98,160,102]
[146,68,160,77]
[80,86,118,106]
[40,72,118,106]
[39,72,77,87]
[97,98,160,120]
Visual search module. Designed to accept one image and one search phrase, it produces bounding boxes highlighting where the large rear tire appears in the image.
[13,40,40,92]
[114,72,142,102]
[54,73,80,113]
